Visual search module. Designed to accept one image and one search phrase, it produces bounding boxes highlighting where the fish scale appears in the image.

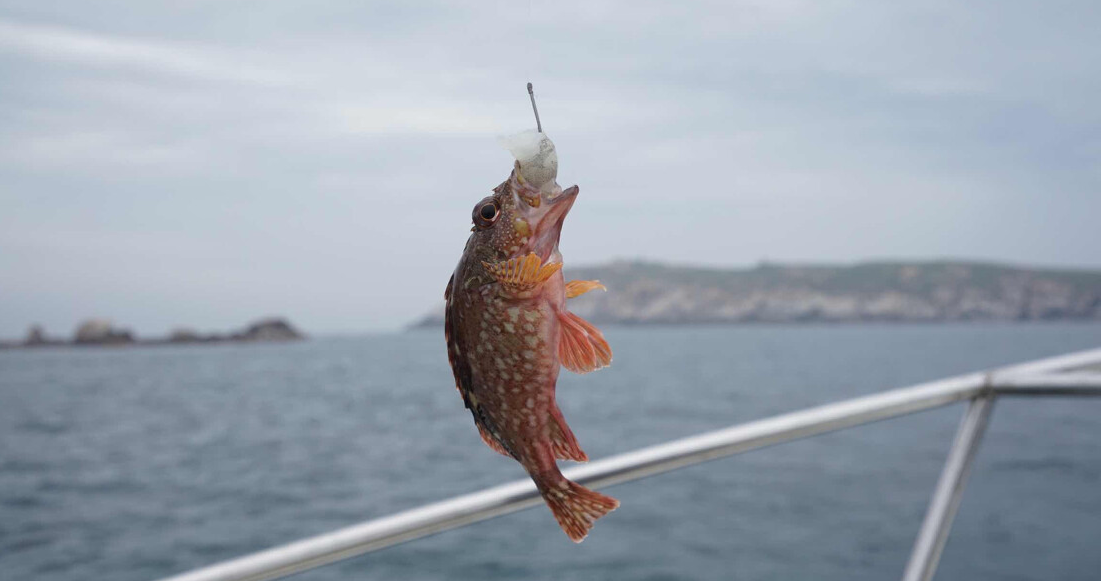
[444,159,616,542]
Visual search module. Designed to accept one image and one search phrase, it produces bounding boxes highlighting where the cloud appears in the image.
[0,19,295,85]
[328,103,502,135]
[1,128,202,169]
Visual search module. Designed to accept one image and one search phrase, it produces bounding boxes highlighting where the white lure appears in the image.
[498,130,559,194]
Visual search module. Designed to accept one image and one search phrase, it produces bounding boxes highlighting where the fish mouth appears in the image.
[527,185,578,260]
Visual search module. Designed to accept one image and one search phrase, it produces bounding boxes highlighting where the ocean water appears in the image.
[2,323,1101,581]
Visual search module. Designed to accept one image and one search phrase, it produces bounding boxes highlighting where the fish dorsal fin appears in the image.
[483,253,562,291]
[565,280,606,299]
[477,424,511,458]
[557,310,612,373]
[549,405,588,462]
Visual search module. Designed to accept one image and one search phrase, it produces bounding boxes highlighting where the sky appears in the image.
[1,1,1099,337]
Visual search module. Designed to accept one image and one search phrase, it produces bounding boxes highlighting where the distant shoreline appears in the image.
[410,259,1101,328]
[408,317,1101,331]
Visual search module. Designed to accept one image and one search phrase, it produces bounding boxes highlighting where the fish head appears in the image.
[469,165,578,263]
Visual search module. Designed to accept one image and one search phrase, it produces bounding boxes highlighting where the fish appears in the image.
[444,159,617,542]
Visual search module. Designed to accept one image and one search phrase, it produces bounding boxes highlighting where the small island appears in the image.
[1,317,305,349]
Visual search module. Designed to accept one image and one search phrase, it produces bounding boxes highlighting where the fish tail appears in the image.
[538,476,619,542]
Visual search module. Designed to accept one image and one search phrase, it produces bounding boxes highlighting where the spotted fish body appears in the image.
[445,166,616,542]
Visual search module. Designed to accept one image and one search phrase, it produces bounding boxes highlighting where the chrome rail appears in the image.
[157,347,1101,581]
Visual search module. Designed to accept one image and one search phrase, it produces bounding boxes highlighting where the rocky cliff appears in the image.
[412,261,1101,327]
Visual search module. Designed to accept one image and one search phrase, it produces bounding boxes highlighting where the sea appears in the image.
[2,323,1101,581]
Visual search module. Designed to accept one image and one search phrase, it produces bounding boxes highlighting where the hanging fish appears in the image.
[444,128,617,542]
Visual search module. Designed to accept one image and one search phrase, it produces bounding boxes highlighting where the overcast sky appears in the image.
[1,1,1099,337]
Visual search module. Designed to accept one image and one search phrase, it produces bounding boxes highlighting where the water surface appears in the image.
[2,323,1100,580]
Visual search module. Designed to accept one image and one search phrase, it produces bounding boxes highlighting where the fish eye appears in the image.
[472,197,500,228]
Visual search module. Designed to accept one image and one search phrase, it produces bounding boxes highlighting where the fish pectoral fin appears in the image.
[477,425,511,457]
[482,253,562,291]
[557,310,613,374]
[550,406,588,462]
[565,280,606,299]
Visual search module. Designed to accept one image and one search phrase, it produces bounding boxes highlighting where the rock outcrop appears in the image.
[24,325,47,345]
[73,319,135,345]
[232,318,304,342]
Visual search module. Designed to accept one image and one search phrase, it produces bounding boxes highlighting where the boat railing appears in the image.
[156,346,1101,581]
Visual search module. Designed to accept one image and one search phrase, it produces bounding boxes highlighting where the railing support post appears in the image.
[901,393,995,581]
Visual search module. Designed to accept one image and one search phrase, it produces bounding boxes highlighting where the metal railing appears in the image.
[158,347,1101,581]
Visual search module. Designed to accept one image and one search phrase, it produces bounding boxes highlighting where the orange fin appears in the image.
[482,253,562,291]
[557,310,613,374]
[541,478,619,542]
[549,406,588,462]
[565,280,606,299]
[477,425,510,457]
